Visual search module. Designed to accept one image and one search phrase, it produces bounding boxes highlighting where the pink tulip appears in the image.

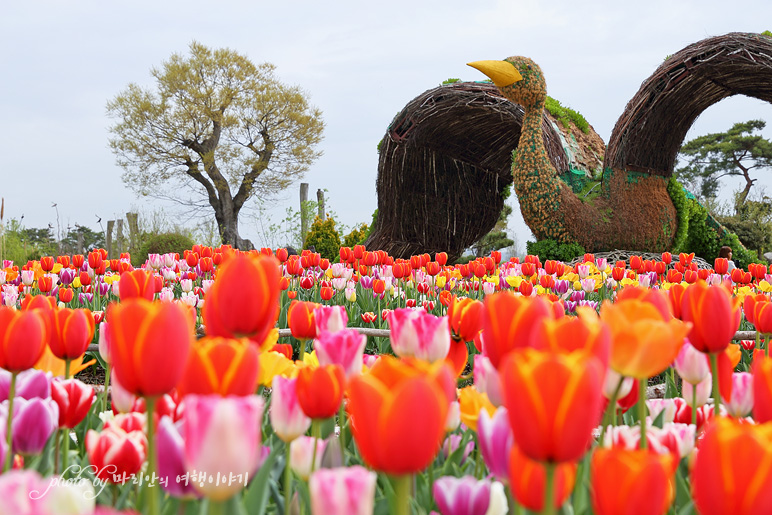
[723,372,753,418]
[387,308,450,362]
[477,407,514,482]
[184,394,265,501]
[645,399,678,424]
[309,466,377,515]
[315,328,366,380]
[682,373,712,408]
[290,435,327,480]
[0,469,96,514]
[473,355,503,406]
[602,425,670,455]
[157,417,199,499]
[433,476,508,515]
[674,340,710,385]
[98,321,112,364]
[602,368,633,401]
[269,376,311,443]
[314,305,348,334]
[0,368,51,401]
[110,372,136,414]
[442,434,474,463]
[362,354,379,369]
[445,401,461,432]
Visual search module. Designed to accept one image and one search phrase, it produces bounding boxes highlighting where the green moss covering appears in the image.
[544,96,589,134]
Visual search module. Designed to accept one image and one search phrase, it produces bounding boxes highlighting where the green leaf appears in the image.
[243,447,280,515]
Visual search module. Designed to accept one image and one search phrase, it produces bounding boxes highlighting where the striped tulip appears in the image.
[177,336,259,397]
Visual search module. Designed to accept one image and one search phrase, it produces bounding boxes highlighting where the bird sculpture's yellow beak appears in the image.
[467,60,522,87]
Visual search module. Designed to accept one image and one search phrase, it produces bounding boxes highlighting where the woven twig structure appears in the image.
[365,82,570,260]
[606,32,772,175]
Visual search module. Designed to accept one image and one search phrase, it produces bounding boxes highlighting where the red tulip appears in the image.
[288,301,321,340]
[681,281,741,354]
[177,336,259,397]
[0,307,47,372]
[108,299,193,397]
[202,253,280,345]
[296,364,345,419]
[51,378,95,428]
[48,308,95,361]
[481,292,552,368]
[118,270,155,301]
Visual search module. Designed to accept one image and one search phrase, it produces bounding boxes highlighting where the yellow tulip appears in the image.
[257,351,297,387]
[458,386,496,432]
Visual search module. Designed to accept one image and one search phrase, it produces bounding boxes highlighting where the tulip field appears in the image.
[1,245,772,515]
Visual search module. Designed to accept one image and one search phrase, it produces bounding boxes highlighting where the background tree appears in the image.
[107,42,325,249]
[676,119,772,208]
[472,204,514,257]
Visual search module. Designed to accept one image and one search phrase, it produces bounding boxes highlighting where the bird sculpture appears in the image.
[465,57,677,253]
[364,33,772,259]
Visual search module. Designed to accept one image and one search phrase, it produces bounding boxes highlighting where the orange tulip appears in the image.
[202,253,280,345]
[481,292,553,368]
[108,298,194,397]
[616,286,673,320]
[39,256,55,272]
[448,296,484,343]
[600,299,690,379]
[296,364,345,419]
[118,270,155,301]
[753,301,772,334]
[591,448,677,515]
[744,293,768,326]
[681,281,741,354]
[177,336,259,397]
[509,444,576,512]
[347,356,452,474]
[445,339,469,377]
[48,308,96,361]
[530,306,610,367]
[287,300,321,340]
[692,417,772,514]
[668,283,687,320]
[500,348,604,463]
[0,307,47,372]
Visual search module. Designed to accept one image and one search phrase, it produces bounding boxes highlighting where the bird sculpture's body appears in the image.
[468,57,677,253]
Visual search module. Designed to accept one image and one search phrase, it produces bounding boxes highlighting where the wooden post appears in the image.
[317,189,326,221]
[106,220,115,259]
[115,219,124,256]
[300,183,309,248]
[126,212,139,254]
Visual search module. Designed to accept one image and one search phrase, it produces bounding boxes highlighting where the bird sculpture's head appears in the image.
[467,56,546,109]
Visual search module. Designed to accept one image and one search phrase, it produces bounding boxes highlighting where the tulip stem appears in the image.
[3,372,16,473]
[710,353,721,414]
[599,377,624,444]
[394,474,411,515]
[311,420,320,474]
[638,380,648,450]
[338,401,346,466]
[543,462,556,515]
[62,428,70,479]
[102,365,111,414]
[284,442,292,515]
[145,396,160,515]
[65,359,71,380]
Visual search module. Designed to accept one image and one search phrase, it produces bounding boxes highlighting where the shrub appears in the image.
[667,177,690,253]
[343,223,369,248]
[134,232,195,266]
[304,216,341,261]
[526,239,585,262]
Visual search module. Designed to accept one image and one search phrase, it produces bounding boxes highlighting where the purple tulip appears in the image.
[0,369,51,402]
[157,417,200,499]
[3,397,59,455]
[184,394,265,501]
[309,466,377,515]
[433,476,492,515]
[565,301,577,313]
[442,434,474,463]
[78,292,93,305]
[477,407,514,482]
[569,291,585,303]
[59,268,76,286]
[359,276,373,290]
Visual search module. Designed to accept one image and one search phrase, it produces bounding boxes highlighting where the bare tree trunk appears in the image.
[300,183,309,248]
[116,219,124,256]
[106,220,115,259]
[317,189,325,220]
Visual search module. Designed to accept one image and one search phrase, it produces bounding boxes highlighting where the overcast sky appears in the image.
[3,1,772,253]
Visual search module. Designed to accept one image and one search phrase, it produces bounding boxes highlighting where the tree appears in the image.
[473,204,514,257]
[676,120,772,209]
[107,42,325,249]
